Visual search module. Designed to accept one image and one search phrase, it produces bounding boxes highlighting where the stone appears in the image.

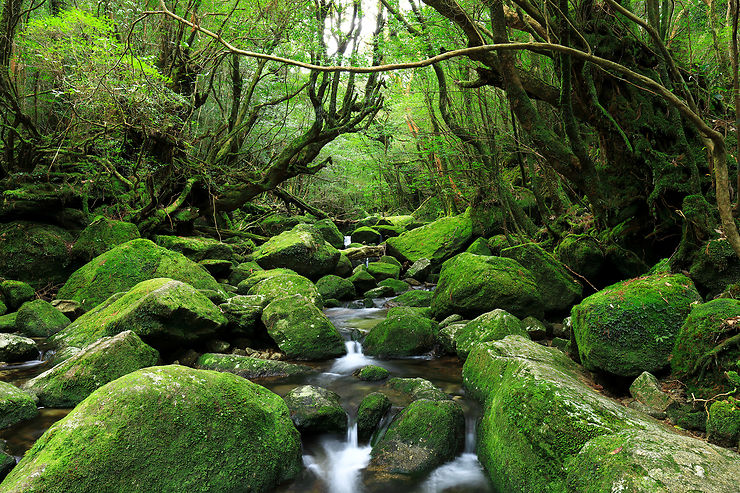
[155,235,234,262]
[706,398,740,448]
[520,316,548,340]
[15,300,70,337]
[555,233,604,280]
[437,323,466,355]
[246,272,323,308]
[0,366,302,492]
[364,307,437,358]
[227,261,263,286]
[351,226,382,245]
[354,365,390,381]
[334,253,353,277]
[253,229,340,280]
[23,331,159,408]
[309,219,345,249]
[236,268,297,294]
[70,217,140,262]
[357,392,392,442]
[196,353,315,380]
[386,213,473,265]
[385,289,433,308]
[0,222,74,289]
[455,309,528,360]
[218,295,267,336]
[629,372,675,413]
[284,385,347,435]
[0,333,37,363]
[366,262,400,282]
[348,269,377,294]
[405,258,431,281]
[364,286,395,298]
[377,278,409,295]
[466,237,492,256]
[316,275,356,301]
[198,259,233,278]
[0,381,37,429]
[0,281,34,311]
[386,377,449,401]
[50,300,84,321]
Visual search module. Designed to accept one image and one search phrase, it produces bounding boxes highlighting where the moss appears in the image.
[0,280,35,311]
[253,229,340,280]
[375,225,406,238]
[466,238,492,256]
[571,273,702,377]
[555,234,604,280]
[357,392,392,442]
[378,279,409,295]
[501,243,583,314]
[334,253,353,277]
[71,217,140,262]
[671,299,740,394]
[0,381,38,429]
[366,262,400,282]
[284,385,347,434]
[431,253,542,320]
[51,278,226,351]
[227,261,263,286]
[23,331,159,408]
[689,238,740,298]
[379,255,402,268]
[247,273,322,307]
[363,307,437,358]
[261,294,345,360]
[15,299,70,337]
[316,275,356,301]
[236,268,297,294]
[57,239,222,311]
[308,219,344,249]
[707,397,740,448]
[351,226,381,245]
[0,365,302,493]
[354,365,390,381]
[386,377,448,401]
[259,213,310,236]
[0,313,17,332]
[647,257,671,275]
[455,309,528,359]
[218,295,266,336]
[0,333,38,362]
[385,213,473,265]
[0,221,74,289]
[348,269,377,293]
[364,286,395,298]
[196,353,315,380]
[388,289,432,308]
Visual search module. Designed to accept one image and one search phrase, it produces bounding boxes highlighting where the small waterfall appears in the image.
[304,420,372,493]
[344,235,352,247]
[329,341,378,374]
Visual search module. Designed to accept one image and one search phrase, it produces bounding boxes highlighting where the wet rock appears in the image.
[50,299,85,321]
[405,258,431,282]
[0,333,37,362]
[354,365,390,381]
[364,286,395,298]
[437,322,466,355]
[386,289,433,308]
[364,307,437,358]
[253,228,340,280]
[439,314,464,328]
[246,272,323,308]
[386,213,473,265]
[348,269,377,294]
[0,381,37,429]
[386,377,449,401]
[455,309,528,360]
[366,262,400,282]
[358,392,392,442]
[15,299,70,337]
[377,278,409,295]
[284,385,347,435]
[196,353,315,379]
[316,275,356,301]
[307,219,344,249]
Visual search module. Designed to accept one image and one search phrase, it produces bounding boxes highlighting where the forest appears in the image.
[0,0,738,491]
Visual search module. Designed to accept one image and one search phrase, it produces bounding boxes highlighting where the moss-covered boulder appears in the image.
[386,377,449,401]
[23,331,159,408]
[308,219,344,249]
[387,289,432,308]
[466,237,492,256]
[253,229,340,280]
[348,269,377,294]
[706,397,740,448]
[571,273,702,377]
[386,213,473,265]
[0,314,16,333]
[284,385,347,435]
[431,253,542,320]
[357,392,391,442]
[364,307,437,358]
[218,295,267,337]
[262,295,345,360]
[247,273,322,308]
[236,268,297,294]
[520,316,548,340]
[259,213,310,236]
[366,399,464,481]
[375,225,405,238]
[366,262,400,282]
[228,261,263,286]
[0,333,37,362]
[555,233,604,280]
[15,300,70,337]
[628,371,675,414]
[354,365,390,381]
[0,281,34,311]
[51,278,227,351]
[364,286,395,298]
[377,279,409,295]
[335,253,353,277]
[0,221,74,289]
[0,381,37,429]
[405,258,431,281]
[71,217,140,263]
[196,353,315,380]
[316,275,356,301]
[0,365,302,492]
[689,238,740,297]
[500,243,582,313]
[671,298,740,392]
[155,235,234,262]
[351,226,381,245]
[57,239,222,311]
[455,309,528,359]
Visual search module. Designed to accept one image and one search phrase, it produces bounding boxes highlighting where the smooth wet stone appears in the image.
[196,353,316,380]
[354,365,390,381]
[284,385,347,435]
[386,377,448,401]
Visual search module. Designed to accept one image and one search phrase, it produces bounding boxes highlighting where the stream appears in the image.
[0,303,492,493]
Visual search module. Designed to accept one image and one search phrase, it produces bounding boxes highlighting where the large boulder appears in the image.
[155,235,234,262]
[15,300,70,337]
[366,262,400,282]
[305,219,344,249]
[0,221,74,289]
[357,392,392,442]
[463,335,740,492]
[228,261,263,286]
[247,273,322,307]
[351,226,382,245]
[386,213,473,265]
[363,307,437,358]
[236,268,297,294]
[23,331,159,408]
[218,295,267,337]
[386,377,449,402]
[500,243,582,313]
[283,385,347,435]
[57,239,222,310]
[0,281,34,311]
[261,294,345,360]
[0,333,37,362]
[70,217,140,263]
[252,229,340,280]
[454,309,528,359]
[431,253,542,320]
[555,233,604,280]
[0,381,37,429]
[572,273,702,377]
[50,278,227,351]
[0,366,302,492]
[316,275,356,301]
[196,353,315,380]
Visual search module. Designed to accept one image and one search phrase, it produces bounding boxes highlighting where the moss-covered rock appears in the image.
[51,278,227,351]
[348,269,377,294]
[387,289,433,308]
[555,234,604,280]
[259,213,310,236]
[375,225,405,238]
[196,353,315,380]
[0,333,37,362]
[218,295,267,337]
[689,238,740,298]
[431,253,542,320]
[364,307,437,358]
[0,381,37,429]
[466,237,492,256]
[57,239,222,311]
[0,281,34,311]
[357,392,391,442]
[520,316,548,340]
[0,449,13,483]
[0,365,302,493]
[379,255,402,268]
[283,385,347,435]
[572,273,702,377]
[0,313,17,333]
[351,226,381,245]
[671,299,740,393]
[366,262,400,282]
[335,253,353,277]
[71,217,140,263]
[386,213,473,265]
[15,300,70,337]
[364,286,395,298]
[405,258,431,282]
[23,331,159,408]
[253,229,340,280]
[628,372,675,414]
[227,261,263,286]
[500,243,582,314]
[354,365,390,381]
[316,275,356,301]
[236,268,297,294]
[0,221,74,289]
[247,273,322,308]
[377,279,409,295]
[309,219,344,249]
[262,295,345,360]
[455,309,528,359]
[366,399,464,480]
[386,377,449,401]
[153,235,234,262]
[437,322,465,355]
[706,397,740,448]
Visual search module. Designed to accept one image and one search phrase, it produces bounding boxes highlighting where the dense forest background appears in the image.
[1,0,739,290]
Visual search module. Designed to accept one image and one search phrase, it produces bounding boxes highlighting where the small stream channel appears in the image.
[0,302,492,493]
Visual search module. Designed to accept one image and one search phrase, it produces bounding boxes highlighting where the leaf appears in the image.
[608,447,623,455]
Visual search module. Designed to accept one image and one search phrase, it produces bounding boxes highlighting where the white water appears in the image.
[344,235,352,247]
[329,341,380,374]
[304,422,372,493]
